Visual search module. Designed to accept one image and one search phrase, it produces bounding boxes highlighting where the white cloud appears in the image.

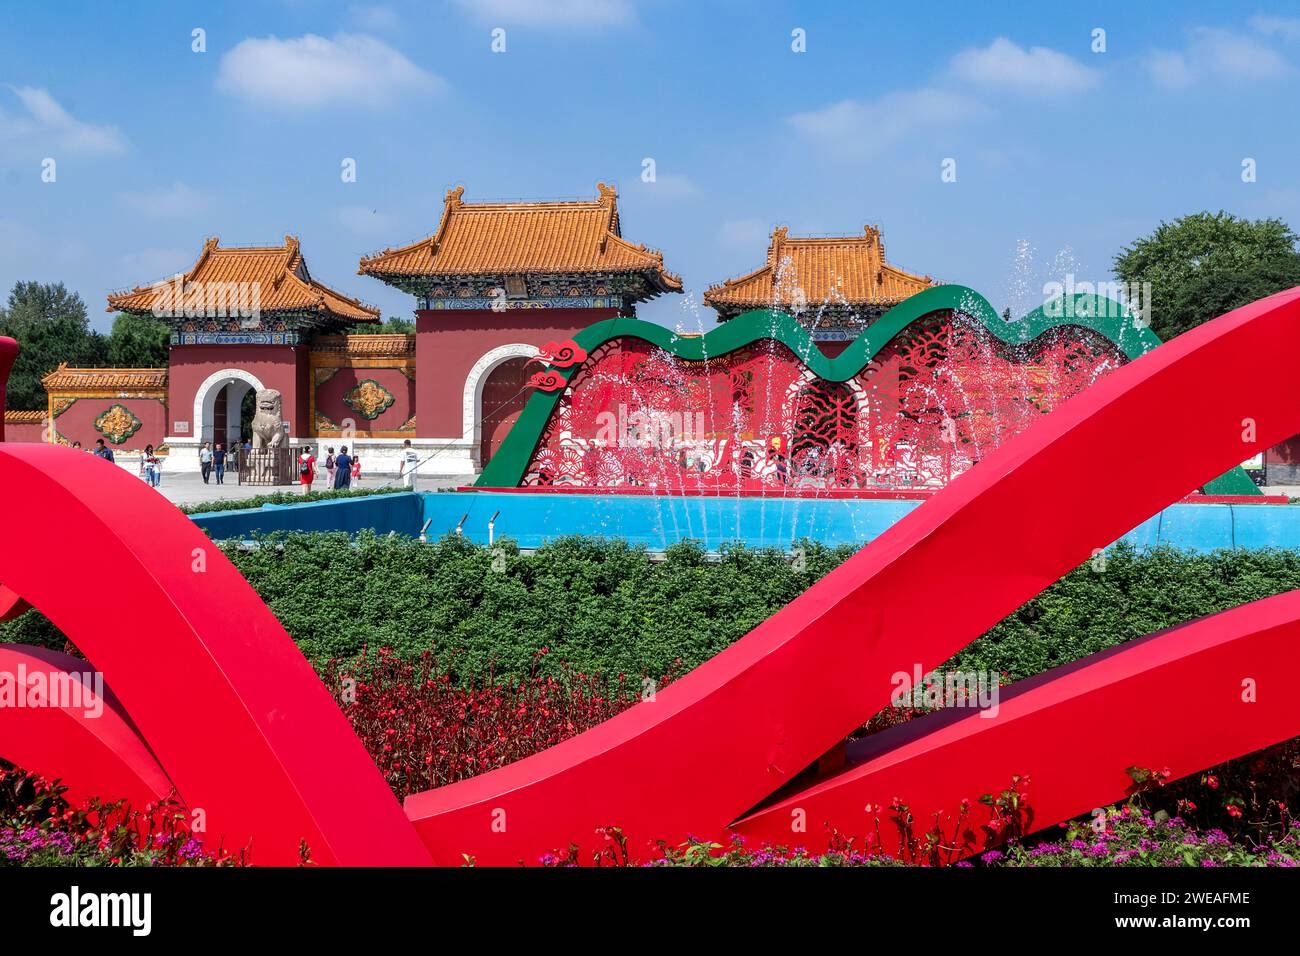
[1191,26,1290,79]
[789,88,983,159]
[718,218,772,251]
[451,0,635,27]
[1146,50,1193,90]
[636,172,699,199]
[216,33,443,109]
[785,37,1088,159]
[338,204,398,235]
[118,182,210,219]
[950,37,1100,95]
[0,86,126,160]
[1249,15,1300,41]
[1146,26,1291,89]
[349,5,401,31]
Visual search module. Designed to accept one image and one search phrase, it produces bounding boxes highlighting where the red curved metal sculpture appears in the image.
[404,288,1300,863]
[3,286,1300,865]
[0,645,171,809]
[733,588,1300,854]
[0,411,430,865]
[0,585,30,623]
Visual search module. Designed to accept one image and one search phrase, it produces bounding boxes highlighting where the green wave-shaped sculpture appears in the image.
[475,284,1257,494]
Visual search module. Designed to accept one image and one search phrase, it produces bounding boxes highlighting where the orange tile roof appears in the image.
[311,333,416,356]
[41,365,168,391]
[359,184,682,292]
[108,236,379,324]
[4,410,45,424]
[704,225,936,314]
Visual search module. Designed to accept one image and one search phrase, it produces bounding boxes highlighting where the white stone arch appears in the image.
[193,367,266,444]
[462,343,539,448]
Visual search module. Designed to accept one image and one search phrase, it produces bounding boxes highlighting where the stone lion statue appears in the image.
[250,389,285,449]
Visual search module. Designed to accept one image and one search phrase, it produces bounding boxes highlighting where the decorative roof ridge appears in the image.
[711,261,774,291]
[704,222,934,303]
[311,333,416,354]
[41,364,169,389]
[280,266,380,320]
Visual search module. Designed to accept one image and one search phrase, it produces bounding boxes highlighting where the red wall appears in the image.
[415,308,611,438]
[3,418,45,443]
[315,366,415,432]
[168,345,310,438]
[53,397,167,451]
[1265,435,1300,465]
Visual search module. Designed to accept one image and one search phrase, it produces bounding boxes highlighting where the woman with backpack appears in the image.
[298,445,316,493]
[324,447,336,487]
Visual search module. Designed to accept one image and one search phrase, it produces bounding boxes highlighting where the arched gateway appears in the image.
[79,185,683,479]
[106,235,384,475]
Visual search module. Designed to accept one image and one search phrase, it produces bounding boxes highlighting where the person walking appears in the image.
[298,445,316,493]
[93,439,115,463]
[213,443,227,485]
[333,446,353,489]
[398,439,419,490]
[350,451,361,485]
[199,441,213,484]
[324,447,336,487]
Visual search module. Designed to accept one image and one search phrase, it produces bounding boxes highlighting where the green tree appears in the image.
[347,316,415,335]
[104,312,170,367]
[1114,211,1300,341]
[0,282,104,410]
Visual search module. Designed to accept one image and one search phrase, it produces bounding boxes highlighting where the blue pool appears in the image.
[189,491,1300,553]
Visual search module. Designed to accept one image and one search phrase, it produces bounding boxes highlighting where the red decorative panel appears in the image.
[314,366,415,434]
[522,316,1125,492]
[52,397,167,452]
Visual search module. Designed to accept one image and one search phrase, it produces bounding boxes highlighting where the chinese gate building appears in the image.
[357,183,681,472]
[704,224,936,353]
[1,182,1289,490]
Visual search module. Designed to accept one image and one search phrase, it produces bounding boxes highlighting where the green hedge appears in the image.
[219,533,854,679]
[8,535,1300,684]
[179,486,405,515]
[212,536,1300,681]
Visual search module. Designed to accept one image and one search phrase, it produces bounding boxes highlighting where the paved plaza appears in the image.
[140,469,465,507]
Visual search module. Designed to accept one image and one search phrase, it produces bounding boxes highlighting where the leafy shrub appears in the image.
[0,763,243,867]
[11,536,1300,686]
[220,533,852,680]
[179,485,405,515]
[649,805,1300,867]
[948,544,1300,680]
[323,649,674,799]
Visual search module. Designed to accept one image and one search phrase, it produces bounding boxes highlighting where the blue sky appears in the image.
[2,0,1298,332]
